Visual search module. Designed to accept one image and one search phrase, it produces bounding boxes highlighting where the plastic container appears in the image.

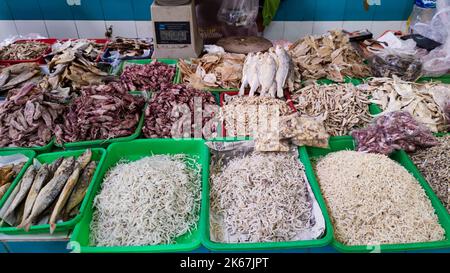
[0,148,106,235]
[201,139,333,251]
[70,139,209,253]
[304,137,450,253]
[0,39,57,65]
[0,138,54,154]
[117,58,181,87]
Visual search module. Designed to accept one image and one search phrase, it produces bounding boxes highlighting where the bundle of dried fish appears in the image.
[106,37,151,57]
[210,152,315,243]
[0,150,96,233]
[315,150,445,246]
[90,155,201,247]
[179,53,245,89]
[0,84,66,148]
[0,41,48,61]
[221,96,293,137]
[292,83,372,136]
[352,111,438,155]
[120,61,176,92]
[289,30,370,82]
[410,135,450,213]
[364,77,450,132]
[55,82,145,144]
[0,63,43,92]
[47,39,105,63]
[143,83,217,138]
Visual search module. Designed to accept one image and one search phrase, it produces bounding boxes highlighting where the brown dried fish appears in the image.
[0,63,42,92]
[0,41,48,61]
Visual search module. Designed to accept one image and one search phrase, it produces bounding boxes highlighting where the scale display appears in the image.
[155,22,191,44]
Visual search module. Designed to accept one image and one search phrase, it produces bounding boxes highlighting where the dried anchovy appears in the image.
[292,83,372,136]
[410,135,450,213]
[120,61,175,92]
[210,152,314,243]
[352,111,438,155]
[316,150,445,246]
[0,42,48,61]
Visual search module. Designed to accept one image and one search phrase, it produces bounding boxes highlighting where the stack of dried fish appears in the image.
[410,135,450,213]
[144,83,217,138]
[0,41,48,61]
[0,63,43,92]
[0,84,66,148]
[289,30,370,82]
[352,111,439,155]
[106,37,151,57]
[292,83,372,136]
[55,82,145,144]
[0,155,27,200]
[364,77,450,132]
[179,53,245,90]
[121,61,176,92]
[47,39,105,63]
[0,150,97,233]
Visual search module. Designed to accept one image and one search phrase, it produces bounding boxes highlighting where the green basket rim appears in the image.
[0,138,54,153]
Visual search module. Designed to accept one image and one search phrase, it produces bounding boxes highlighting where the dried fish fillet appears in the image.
[0,42,48,61]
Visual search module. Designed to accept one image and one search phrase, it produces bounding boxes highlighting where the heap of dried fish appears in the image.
[0,41,48,61]
[179,53,245,90]
[0,84,66,148]
[0,150,96,233]
[0,155,27,200]
[210,152,315,243]
[292,83,372,136]
[289,30,370,82]
[121,61,176,92]
[144,83,217,138]
[0,63,43,92]
[315,150,445,246]
[55,82,145,144]
[106,37,151,57]
[90,155,201,247]
[352,111,438,155]
[410,135,450,213]
[47,39,105,63]
[221,96,293,137]
[364,77,450,132]
[369,52,422,81]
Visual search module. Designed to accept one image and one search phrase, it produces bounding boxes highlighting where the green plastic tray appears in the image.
[201,139,333,251]
[0,148,106,235]
[118,58,181,87]
[304,137,450,253]
[417,74,450,84]
[0,138,54,154]
[70,139,209,253]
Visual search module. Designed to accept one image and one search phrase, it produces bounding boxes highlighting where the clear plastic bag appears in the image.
[0,33,47,48]
[217,0,259,27]
[369,48,423,81]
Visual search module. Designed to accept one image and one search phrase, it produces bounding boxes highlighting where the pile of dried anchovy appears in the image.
[292,83,372,136]
[0,41,48,61]
[352,111,439,155]
[410,135,450,213]
[120,61,176,92]
[143,83,218,138]
[55,82,145,144]
[289,30,370,82]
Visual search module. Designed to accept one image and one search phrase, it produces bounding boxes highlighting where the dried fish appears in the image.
[0,41,48,61]
[3,165,36,219]
[21,164,51,223]
[0,183,11,200]
[120,61,175,92]
[0,63,42,92]
[106,37,151,57]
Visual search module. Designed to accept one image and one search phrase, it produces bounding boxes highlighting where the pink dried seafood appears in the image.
[352,111,439,155]
[55,82,145,144]
[120,61,176,91]
[143,83,218,138]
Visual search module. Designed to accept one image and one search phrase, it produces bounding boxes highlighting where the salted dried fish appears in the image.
[3,165,36,219]
[106,37,151,57]
[0,41,48,61]
[0,63,42,92]
[121,61,175,92]
[21,164,51,223]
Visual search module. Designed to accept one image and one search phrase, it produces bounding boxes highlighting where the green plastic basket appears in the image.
[201,139,333,251]
[70,139,209,253]
[0,138,54,154]
[118,58,181,87]
[417,74,450,84]
[0,148,106,235]
[304,137,450,253]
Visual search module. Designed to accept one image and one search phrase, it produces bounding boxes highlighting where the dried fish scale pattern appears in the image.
[0,42,48,61]
[54,82,145,144]
[292,83,372,136]
[179,53,245,90]
[316,151,445,246]
[120,61,175,92]
[90,155,201,247]
[410,135,450,213]
[210,153,314,243]
[289,30,370,82]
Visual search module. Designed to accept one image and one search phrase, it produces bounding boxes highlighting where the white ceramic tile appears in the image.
[136,21,153,40]
[284,21,313,41]
[342,21,373,32]
[312,21,343,35]
[75,20,107,39]
[45,20,78,39]
[0,20,18,41]
[370,21,403,38]
[14,20,48,37]
[105,21,137,38]
[263,21,285,41]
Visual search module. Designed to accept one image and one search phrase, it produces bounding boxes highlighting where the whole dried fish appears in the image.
[0,41,48,61]
[21,164,51,224]
[0,63,42,92]
[3,165,36,219]
[65,161,97,218]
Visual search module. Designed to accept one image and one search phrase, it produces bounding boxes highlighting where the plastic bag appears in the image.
[411,0,450,43]
[217,0,258,27]
[0,33,47,48]
[369,48,423,81]
[352,111,439,155]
